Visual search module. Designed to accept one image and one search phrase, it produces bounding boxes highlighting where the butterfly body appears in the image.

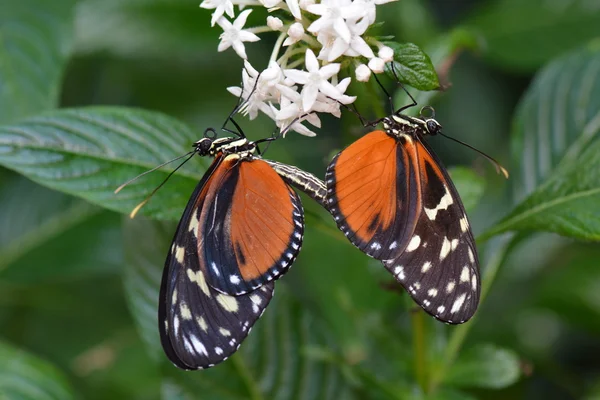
[325,113,481,324]
[159,135,305,369]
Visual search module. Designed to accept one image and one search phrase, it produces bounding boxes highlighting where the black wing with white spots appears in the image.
[159,157,274,369]
[383,137,480,324]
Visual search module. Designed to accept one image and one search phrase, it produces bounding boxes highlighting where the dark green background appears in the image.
[0,0,599,399]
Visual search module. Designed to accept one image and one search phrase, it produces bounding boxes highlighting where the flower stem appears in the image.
[428,233,517,392]
[411,309,428,393]
[248,25,276,35]
[270,31,288,64]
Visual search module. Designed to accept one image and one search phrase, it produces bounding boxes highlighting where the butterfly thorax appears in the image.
[383,115,442,140]
[194,137,257,159]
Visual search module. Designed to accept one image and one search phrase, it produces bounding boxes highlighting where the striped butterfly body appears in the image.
[325,112,480,324]
[160,135,311,369]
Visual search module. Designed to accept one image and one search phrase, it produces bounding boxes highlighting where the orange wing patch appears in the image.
[326,130,422,260]
[229,159,302,282]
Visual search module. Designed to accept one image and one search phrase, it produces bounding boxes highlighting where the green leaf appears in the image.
[483,42,600,240]
[0,0,75,124]
[0,174,117,280]
[448,167,485,212]
[384,42,440,91]
[466,0,600,71]
[393,28,483,114]
[534,245,600,334]
[0,340,75,400]
[123,218,357,399]
[0,107,207,220]
[444,344,521,389]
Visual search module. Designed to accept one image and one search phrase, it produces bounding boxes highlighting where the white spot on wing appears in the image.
[250,294,262,305]
[451,293,467,313]
[189,335,208,356]
[211,262,220,276]
[446,280,456,293]
[424,190,454,220]
[406,235,421,252]
[216,294,239,313]
[468,247,475,263]
[229,275,240,284]
[215,347,223,355]
[175,246,185,264]
[219,327,231,337]
[389,241,398,250]
[421,261,432,273]
[187,269,210,296]
[437,305,445,314]
[459,216,469,232]
[180,303,192,320]
[370,242,382,250]
[394,265,405,280]
[197,316,208,332]
[471,274,478,290]
[427,288,438,297]
[188,213,199,237]
[460,266,470,282]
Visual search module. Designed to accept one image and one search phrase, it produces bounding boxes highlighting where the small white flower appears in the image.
[284,49,343,110]
[342,17,374,59]
[200,0,235,27]
[368,56,385,73]
[283,22,305,46]
[217,10,260,59]
[271,88,322,137]
[378,45,394,62]
[352,0,397,24]
[267,16,283,31]
[306,0,363,43]
[228,60,287,119]
[355,64,371,82]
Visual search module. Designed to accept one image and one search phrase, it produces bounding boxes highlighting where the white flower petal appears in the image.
[319,63,341,79]
[305,49,319,72]
[234,9,252,29]
[286,0,302,19]
[368,57,385,73]
[232,41,248,58]
[284,69,310,84]
[355,64,371,82]
[302,85,319,110]
[333,18,351,43]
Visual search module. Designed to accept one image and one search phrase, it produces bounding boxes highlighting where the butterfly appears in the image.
[158,129,324,369]
[324,97,503,324]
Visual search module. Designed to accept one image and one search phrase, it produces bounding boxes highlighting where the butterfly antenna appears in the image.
[438,132,509,178]
[125,150,198,218]
[114,150,196,194]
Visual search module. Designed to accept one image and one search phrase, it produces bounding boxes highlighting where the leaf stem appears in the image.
[231,353,264,400]
[411,309,428,393]
[428,233,517,392]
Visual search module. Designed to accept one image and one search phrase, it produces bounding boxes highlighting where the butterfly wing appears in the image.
[383,137,480,324]
[325,130,420,260]
[199,157,304,295]
[159,156,275,369]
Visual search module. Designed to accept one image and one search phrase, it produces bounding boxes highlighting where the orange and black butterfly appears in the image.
[325,95,504,324]
[158,129,325,369]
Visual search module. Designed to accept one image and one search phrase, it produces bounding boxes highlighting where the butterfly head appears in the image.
[193,129,256,158]
[424,118,442,136]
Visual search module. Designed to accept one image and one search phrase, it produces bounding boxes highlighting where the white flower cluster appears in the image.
[200,0,397,136]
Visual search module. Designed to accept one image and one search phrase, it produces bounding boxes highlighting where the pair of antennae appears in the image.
[365,62,509,179]
[115,68,291,218]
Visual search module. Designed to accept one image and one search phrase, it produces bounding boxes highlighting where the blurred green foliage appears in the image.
[0,0,599,399]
